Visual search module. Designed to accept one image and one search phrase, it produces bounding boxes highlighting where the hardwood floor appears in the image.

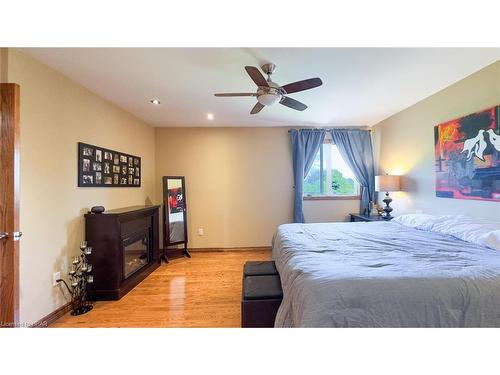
[51,249,271,328]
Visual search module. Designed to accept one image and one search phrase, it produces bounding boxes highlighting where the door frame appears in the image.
[0,83,20,327]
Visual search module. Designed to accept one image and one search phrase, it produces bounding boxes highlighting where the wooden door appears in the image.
[0,83,20,327]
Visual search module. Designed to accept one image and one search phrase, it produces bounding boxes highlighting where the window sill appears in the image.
[303,195,360,201]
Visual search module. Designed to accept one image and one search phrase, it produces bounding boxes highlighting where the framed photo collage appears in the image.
[78,142,141,187]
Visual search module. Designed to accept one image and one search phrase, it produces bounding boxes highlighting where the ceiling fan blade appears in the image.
[279,96,308,111]
[214,93,257,97]
[245,66,269,87]
[281,78,322,94]
[250,102,265,114]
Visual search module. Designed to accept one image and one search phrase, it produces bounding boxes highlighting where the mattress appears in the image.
[272,221,500,327]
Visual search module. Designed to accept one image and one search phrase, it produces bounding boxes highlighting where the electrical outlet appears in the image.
[53,272,61,286]
[198,228,204,236]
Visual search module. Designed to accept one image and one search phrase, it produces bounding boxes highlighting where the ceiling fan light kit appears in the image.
[214,63,322,115]
[257,88,282,106]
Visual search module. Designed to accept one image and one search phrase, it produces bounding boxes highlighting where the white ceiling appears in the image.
[21,48,500,127]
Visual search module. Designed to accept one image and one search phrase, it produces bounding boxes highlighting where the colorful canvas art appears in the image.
[434,105,500,201]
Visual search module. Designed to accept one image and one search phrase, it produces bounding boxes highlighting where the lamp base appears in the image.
[71,304,93,316]
[382,192,393,220]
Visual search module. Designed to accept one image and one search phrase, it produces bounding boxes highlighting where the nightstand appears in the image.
[349,213,391,222]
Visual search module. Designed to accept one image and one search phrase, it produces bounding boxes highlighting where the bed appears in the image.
[169,211,185,243]
[272,215,500,327]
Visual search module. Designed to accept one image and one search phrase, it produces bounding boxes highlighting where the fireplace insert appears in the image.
[123,229,152,279]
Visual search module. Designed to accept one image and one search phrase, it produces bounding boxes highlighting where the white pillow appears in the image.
[431,216,500,251]
[480,230,500,251]
[392,214,441,231]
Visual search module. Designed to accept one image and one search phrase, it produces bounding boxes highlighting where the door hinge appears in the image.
[0,231,22,241]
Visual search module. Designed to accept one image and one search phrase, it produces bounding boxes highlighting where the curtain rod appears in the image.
[287,127,371,133]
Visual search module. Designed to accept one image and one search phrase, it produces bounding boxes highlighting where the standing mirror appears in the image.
[162,176,190,262]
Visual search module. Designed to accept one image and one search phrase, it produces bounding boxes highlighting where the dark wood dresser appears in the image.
[85,205,160,300]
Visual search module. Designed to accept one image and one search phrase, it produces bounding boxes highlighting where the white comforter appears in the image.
[272,220,500,327]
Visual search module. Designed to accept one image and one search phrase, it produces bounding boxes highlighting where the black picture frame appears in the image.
[78,142,141,187]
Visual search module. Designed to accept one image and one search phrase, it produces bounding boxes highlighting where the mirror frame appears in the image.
[162,176,190,260]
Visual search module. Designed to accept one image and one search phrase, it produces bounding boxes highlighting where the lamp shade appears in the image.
[375,175,401,192]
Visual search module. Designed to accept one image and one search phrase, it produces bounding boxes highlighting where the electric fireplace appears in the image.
[85,205,160,300]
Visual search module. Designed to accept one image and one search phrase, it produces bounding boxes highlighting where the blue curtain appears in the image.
[290,129,326,223]
[330,129,375,215]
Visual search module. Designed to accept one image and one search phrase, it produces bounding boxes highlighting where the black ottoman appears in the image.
[241,274,283,328]
[243,261,278,277]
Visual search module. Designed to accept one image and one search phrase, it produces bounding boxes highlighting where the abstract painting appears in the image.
[434,105,500,201]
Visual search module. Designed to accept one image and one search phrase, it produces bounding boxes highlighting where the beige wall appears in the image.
[155,127,358,249]
[304,199,359,223]
[0,48,8,83]
[7,50,156,324]
[372,60,500,221]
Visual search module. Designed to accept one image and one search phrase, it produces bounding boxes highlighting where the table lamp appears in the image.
[375,175,401,220]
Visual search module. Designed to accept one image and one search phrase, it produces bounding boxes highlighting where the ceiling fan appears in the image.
[214,63,323,114]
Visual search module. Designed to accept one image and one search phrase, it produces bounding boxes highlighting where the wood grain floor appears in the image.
[51,249,271,328]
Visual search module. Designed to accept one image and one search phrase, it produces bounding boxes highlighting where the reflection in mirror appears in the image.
[162,176,190,262]
[167,178,185,243]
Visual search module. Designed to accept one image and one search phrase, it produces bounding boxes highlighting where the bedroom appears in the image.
[1,1,499,374]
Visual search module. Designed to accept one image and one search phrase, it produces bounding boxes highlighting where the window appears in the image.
[303,140,359,198]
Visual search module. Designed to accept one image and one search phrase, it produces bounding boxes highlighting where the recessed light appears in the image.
[207,113,214,120]
[150,99,161,105]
